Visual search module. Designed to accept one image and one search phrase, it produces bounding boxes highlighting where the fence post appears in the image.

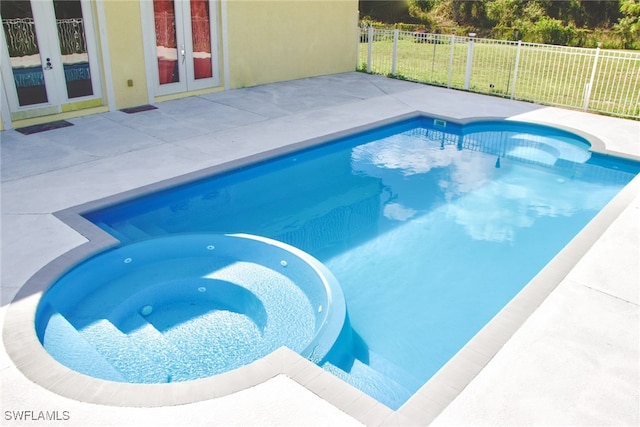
[510,40,521,99]
[583,43,601,111]
[391,29,399,76]
[356,27,360,69]
[464,33,476,90]
[367,25,373,73]
[448,34,455,88]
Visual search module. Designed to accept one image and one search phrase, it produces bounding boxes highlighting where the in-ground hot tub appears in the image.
[35,233,346,383]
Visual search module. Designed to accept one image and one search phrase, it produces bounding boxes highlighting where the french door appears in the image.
[145,0,220,96]
[0,0,102,119]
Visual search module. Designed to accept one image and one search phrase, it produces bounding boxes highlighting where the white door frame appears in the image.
[0,0,103,120]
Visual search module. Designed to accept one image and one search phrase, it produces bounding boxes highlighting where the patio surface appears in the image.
[1,72,638,426]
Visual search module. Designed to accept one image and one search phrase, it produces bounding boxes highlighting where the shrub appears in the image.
[527,16,576,45]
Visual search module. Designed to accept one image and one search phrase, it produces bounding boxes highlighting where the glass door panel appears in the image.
[52,0,93,98]
[1,0,48,106]
[190,0,212,80]
[153,0,179,85]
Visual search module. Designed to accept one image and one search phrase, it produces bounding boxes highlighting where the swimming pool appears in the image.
[37,116,639,409]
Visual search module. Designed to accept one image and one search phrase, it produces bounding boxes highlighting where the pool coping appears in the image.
[3,111,638,426]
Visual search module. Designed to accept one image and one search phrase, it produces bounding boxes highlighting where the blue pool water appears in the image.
[39,117,639,409]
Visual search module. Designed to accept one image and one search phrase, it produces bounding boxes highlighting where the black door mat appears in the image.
[120,105,158,114]
[15,120,74,135]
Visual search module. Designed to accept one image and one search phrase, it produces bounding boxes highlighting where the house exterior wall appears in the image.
[226,0,358,88]
[102,0,149,109]
[0,0,358,130]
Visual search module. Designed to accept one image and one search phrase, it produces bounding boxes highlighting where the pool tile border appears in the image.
[3,112,638,426]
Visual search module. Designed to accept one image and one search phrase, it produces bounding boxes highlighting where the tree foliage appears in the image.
[615,0,640,48]
[359,0,639,48]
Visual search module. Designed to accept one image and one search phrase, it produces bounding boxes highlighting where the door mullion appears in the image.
[30,0,61,107]
[182,0,195,84]
[174,0,188,88]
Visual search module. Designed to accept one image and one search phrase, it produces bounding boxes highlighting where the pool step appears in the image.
[116,313,199,382]
[41,313,126,382]
[156,308,266,376]
[92,221,130,243]
[132,220,172,238]
[322,358,414,410]
[79,319,170,383]
[367,350,424,394]
[100,220,150,243]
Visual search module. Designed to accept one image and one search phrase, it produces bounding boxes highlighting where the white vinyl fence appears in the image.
[358,27,640,119]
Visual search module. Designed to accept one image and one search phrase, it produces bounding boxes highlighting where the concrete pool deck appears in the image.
[1,72,638,425]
